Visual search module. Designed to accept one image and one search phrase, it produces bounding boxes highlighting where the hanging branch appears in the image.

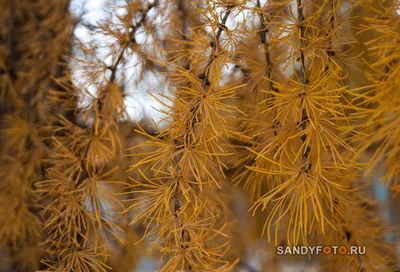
[37,2,162,270]
[124,2,241,271]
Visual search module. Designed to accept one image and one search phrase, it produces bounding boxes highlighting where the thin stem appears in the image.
[296,0,311,172]
[202,5,233,89]
[325,0,336,72]
[257,0,280,138]
[95,1,158,133]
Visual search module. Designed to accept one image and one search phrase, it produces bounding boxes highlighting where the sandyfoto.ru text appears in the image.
[276,245,366,255]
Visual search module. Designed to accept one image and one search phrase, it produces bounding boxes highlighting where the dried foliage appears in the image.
[0,0,400,271]
[0,0,72,270]
[362,1,400,190]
